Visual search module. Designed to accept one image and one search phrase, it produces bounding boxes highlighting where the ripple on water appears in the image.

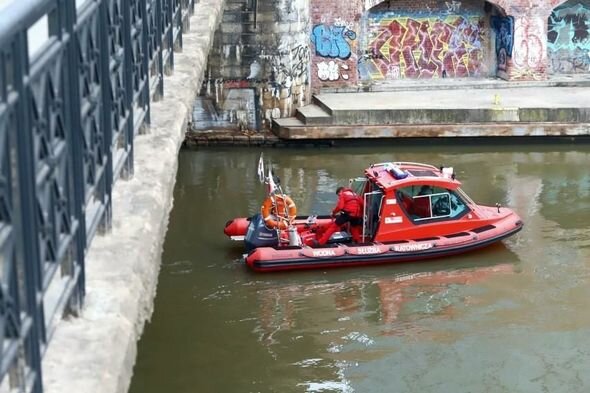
[341,331,375,347]
[162,260,193,275]
[200,286,232,301]
[296,360,355,393]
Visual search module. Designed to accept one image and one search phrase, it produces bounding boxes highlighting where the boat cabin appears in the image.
[351,162,489,242]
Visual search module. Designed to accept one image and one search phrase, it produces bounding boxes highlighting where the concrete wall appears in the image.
[200,0,311,130]
[39,1,225,393]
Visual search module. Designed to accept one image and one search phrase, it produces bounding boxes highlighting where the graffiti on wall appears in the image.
[491,16,514,72]
[259,42,311,124]
[547,2,590,74]
[311,22,357,59]
[201,42,310,130]
[512,17,545,79]
[317,60,351,80]
[360,12,487,80]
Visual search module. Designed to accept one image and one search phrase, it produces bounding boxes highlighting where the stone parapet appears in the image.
[40,1,225,393]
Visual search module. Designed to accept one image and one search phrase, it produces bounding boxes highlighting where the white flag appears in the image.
[257,154,264,183]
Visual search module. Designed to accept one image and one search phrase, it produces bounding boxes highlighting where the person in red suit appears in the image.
[316,187,364,245]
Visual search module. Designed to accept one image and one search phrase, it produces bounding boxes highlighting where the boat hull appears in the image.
[245,220,523,272]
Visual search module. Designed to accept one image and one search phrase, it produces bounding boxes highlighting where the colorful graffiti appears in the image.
[512,17,545,79]
[360,12,488,80]
[547,2,590,74]
[491,16,514,72]
[311,23,357,59]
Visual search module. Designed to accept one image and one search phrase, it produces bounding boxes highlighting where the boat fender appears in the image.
[261,194,297,230]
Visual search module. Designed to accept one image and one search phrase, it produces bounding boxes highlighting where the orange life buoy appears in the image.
[261,194,297,230]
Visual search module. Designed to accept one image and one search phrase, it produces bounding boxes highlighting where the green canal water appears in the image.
[129,144,590,393]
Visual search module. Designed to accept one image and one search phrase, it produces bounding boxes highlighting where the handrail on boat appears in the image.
[370,162,440,171]
[392,162,439,170]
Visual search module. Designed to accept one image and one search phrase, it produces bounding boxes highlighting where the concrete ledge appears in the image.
[274,122,590,139]
[326,107,590,125]
[319,75,590,93]
[184,129,280,146]
[41,1,225,393]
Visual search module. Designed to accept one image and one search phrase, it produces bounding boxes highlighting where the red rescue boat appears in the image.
[224,161,523,272]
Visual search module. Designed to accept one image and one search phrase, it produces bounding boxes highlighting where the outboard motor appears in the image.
[244,213,278,251]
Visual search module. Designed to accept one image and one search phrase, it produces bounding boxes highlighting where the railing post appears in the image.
[140,0,151,125]
[121,1,134,178]
[12,29,44,393]
[165,0,174,70]
[156,0,165,95]
[99,0,114,233]
[62,0,87,311]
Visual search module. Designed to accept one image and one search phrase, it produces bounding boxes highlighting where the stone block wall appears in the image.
[201,0,311,130]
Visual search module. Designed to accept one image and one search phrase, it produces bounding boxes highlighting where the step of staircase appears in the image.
[295,104,333,125]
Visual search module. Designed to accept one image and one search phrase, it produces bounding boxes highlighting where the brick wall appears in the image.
[309,0,590,91]
[310,0,363,91]
[359,0,493,81]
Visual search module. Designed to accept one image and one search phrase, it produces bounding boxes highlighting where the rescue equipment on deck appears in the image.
[260,194,297,230]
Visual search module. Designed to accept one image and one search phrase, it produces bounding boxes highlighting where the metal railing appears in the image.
[0,0,195,391]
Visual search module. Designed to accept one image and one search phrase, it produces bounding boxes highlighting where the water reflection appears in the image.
[254,245,518,345]
[130,144,590,393]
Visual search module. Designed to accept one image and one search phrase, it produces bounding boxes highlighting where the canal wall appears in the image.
[39,1,225,393]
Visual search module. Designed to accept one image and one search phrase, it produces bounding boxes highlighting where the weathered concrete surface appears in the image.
[40,2,225,393]
[184,129,280,146]
[274,122,590,139]
[273,85,590,139]
[322,74,590,93]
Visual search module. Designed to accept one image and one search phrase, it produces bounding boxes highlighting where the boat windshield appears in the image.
[397,185,469,221]
[349,177,368,195]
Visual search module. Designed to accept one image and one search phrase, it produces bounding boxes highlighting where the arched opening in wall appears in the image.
[547,0,590,74]
[488,2,512,79]
[358,0,501,82]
